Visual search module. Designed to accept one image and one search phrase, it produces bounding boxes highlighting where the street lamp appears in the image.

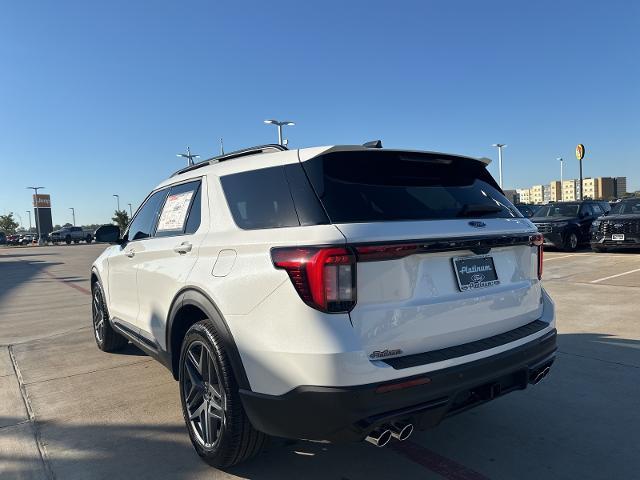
[26,210,32,232]
[69,207,76,226]
[127,203,133,218]
[177,147,200,166]
[26,186,44,244]
[557,157,564,184]
[491,144,507,189]
[264,119,295,146]
[113,194,120,211]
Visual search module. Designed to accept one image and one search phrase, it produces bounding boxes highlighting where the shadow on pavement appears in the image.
[0,258,64,306]
[1,332,638,480]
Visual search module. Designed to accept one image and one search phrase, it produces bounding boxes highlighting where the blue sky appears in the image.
[1,0,638,226]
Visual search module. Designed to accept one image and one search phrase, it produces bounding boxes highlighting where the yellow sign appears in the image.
[575,144,585,161]
[33,194,51,208]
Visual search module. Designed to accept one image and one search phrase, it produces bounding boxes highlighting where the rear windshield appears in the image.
[301,151,518,223]
[536,204,580,217]
[610,200,640,215]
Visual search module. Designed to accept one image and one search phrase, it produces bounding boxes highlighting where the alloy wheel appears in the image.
[570,233,578,250]
[182,340,226,448]
[92,288,105,343]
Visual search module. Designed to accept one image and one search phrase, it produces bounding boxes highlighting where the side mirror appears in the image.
[94,224,121,244]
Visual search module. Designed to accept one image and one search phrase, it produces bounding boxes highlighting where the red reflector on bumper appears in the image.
[375,376,431,394]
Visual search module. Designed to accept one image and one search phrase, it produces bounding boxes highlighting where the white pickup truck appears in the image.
[49,226,93,245]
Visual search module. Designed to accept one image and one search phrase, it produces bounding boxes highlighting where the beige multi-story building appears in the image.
[516,188,530,203]
[583,178,596,199]
[562,180,578,201]
[530,185,545,204]
[549,181,562,202]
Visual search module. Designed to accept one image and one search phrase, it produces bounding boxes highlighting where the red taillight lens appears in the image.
[530,234,544,280]
[354,243,420,262]
[271,247,356,313]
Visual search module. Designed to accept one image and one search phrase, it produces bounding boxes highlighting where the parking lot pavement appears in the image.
[1,244,639,479]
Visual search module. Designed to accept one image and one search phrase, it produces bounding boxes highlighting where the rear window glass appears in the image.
[221,166,300,229]
[301,151,518,223]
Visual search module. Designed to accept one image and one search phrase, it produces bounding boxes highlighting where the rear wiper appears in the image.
[457,203,503,217]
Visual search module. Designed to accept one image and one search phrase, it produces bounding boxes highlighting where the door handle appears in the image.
[125,250,135,258]
[173,242,192,254]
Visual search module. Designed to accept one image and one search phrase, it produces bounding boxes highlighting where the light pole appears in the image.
[26,210,32,232]
[127,203,133,218]
[26,186,44,244]
[264,119,295,146]
[491,144,507,189]
[69,207,76,226]
[177,147,200,166]
[557,157,564,184]
[113,194,120,211]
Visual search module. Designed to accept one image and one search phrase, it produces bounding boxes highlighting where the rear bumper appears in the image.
[240,329,557,441]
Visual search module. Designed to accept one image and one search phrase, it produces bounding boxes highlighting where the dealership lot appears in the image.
[1,244,639,480]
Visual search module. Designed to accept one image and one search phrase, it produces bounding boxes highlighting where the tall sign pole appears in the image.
[576,144,585,201]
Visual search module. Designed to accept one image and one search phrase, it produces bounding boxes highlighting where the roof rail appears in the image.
[171,144,288,177]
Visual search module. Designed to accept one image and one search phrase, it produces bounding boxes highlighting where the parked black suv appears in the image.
[515,204,540,218]
[531,201,608,251]
[591,198,640,252]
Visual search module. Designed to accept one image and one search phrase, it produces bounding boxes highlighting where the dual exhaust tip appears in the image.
[364,422,414,447]
[530,365,551,385]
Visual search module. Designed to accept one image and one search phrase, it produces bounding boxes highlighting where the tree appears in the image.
[112,210,130,231]
[0,213,20,234]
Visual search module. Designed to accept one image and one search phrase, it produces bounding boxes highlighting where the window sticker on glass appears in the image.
[157,191,194,232]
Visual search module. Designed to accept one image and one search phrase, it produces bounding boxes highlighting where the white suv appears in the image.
[91,143,556,467]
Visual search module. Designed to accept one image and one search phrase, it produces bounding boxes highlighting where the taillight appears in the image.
[530,234,544,280]
[271,247,356,313]
[354,243,420,262]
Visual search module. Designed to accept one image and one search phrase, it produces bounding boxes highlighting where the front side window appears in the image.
[610,200,640,215]
[536,204,580,217]
[156,181,201,237]
[127,189,167,241]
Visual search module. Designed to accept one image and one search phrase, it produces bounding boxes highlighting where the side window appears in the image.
[155,180,200,238]
[220,166,300,230]
[592,204,603,215]
[127,189,168,241]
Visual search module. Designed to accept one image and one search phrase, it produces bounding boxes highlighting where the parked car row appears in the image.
[3,233,38,245]
[531,199,640,252]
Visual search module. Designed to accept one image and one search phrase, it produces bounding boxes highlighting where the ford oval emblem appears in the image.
[471,273,485,282]
[614,223,624,228]
[468,221,486,228]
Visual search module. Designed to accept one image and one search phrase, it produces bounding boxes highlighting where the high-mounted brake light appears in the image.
[530,234,544,280]
[271,247,356,313]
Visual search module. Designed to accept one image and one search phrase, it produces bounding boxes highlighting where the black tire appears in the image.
[562,231,579,252]
[91,281,128,352]
[65,235,71,245]
[86,235,92,244]
[179,320,266,468]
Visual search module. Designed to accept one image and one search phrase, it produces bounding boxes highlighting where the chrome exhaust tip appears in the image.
[364,428,392,447]
[531,366,551,385]
[389,422,414,441]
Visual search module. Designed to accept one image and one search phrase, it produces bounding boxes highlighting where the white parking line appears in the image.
[590,267,640,284]
[544,254,576,261]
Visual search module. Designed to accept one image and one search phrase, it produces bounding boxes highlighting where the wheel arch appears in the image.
[166,287,250,389]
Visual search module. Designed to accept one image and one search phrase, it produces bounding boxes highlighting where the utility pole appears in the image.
[264,119,295,146]
[128,203,133,218]
[26,186,45,244]
[177,147,200,166]
[220,138,225,155]
[26,210,32,232]
[491,144,507,189]
[69,207,76,226]
[113,194,120,211]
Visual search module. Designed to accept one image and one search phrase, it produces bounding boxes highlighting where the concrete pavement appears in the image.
[1,244,639,479]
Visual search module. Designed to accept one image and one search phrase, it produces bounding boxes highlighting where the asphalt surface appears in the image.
[1,243,639,480]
